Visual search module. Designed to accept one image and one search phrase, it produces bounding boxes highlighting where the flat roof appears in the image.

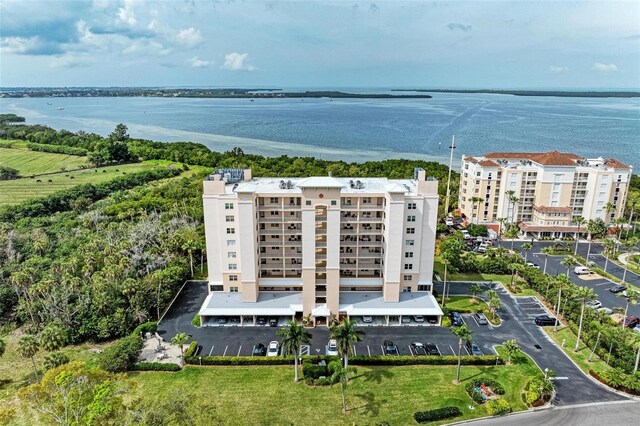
[339,292,444,316]
[199,292,303,316]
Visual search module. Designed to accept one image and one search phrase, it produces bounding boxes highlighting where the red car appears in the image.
[620,316,640,328]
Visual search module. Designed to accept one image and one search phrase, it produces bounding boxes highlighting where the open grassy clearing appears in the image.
[127,346,539,425]
[444,295,487,313]
[543,326,611,377]
[0,146,89,176]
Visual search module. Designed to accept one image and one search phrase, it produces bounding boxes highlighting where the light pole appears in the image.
[444,135,456,216]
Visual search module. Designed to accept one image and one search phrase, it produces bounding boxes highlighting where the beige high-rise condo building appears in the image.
[198,168,443,327]
[458,151,632,238]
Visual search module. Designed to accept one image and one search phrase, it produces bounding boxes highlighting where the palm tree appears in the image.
[171,332,190,362]
[496,217,506,239]
[509,263,521,292]
[560,256,577,277]
[17,334,39,381]
[588,310,609,363]
[502,339,521,365]
[452,324,473,384]
[553,275,571,332]
[0,337,5,358]
[618,288,639,330]
[573,215,586,255]
[541,247,553,274]
[469,283,482,301]
[182,234,199,278]
[521,242,533,262]
[441,257,451,305]
[329,318,364,372]
[585,219,599,260]
[488,292,502,321]
[470,196,483,224]
[574,286,596,352]
[40,323,67,352]
[505,190,516,223]
[504,226,519,251]
[329,360,354,414]
[621,237,639,285]
[277,320,312,382]
[632,337,640,374]
[604,202,616,224]
[626,194,639,237]
[510,196,521,223]
[602,238,616,272]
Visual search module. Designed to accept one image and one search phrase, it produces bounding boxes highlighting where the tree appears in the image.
[574,286,596,352]
[496,217,506,239]
[441,257,451,305]
[626,194,639,238]
[487,290,502,320]
[510,196,520,223]
[469,283,483,301]
[573,215,586,255]
[505,190,516,223]
[521,242,533,262]
[43,352,70,371]
[633,338,640,374]
[541,247,553,274]
[553,275,571,332]
[621,237,639,285]
[502,339,520,365]
[181,229,199,278]
[329,318,364,372]
[0,337,5,358]
[17,334,40,381]
[329,360,355,414]
[171,332,190,362]
[604,202,616,224]
[109,123,130,142]
[588,310,610,363]
[602,238,616,272]
[0,166,19,180]
[509,263,521,292]
[452,324,473,383]
[470,196,483,224]
[560,256,577,277]
[40,322,68,352]
[504,226,519,251]
[277,320,312,382]
[618,288,639,330]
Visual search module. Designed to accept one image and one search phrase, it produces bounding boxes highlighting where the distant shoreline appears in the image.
[391,89,640,98]
[0,88,432,99]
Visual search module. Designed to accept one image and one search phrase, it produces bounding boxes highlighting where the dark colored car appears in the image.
[217,317,227,324]
[609,285,627,293]
[450,311,464,327]
[269,318,278,327]
[252,343,266,356]
[466,341,482,356]
[425,343,440,356]
[383,340,399,355]
[410,341,427,355]
[257,317,267,325]
[620,316,640,328]
[535,315,556,326]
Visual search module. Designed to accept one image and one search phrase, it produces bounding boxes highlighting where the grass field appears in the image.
[444,295,487,313]
[0,146,89,175]
[128,347,538,425]
[543,326,611,376]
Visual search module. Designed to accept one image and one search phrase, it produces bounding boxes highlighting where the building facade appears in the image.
[199,168,442,326]
[458,151,632,238]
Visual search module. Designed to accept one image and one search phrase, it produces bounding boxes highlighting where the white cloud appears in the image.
[189,56,210,68]
[548,65,569,73]
[123,39,171,56]
[592,62,618,72]
[176,27,202,46]
[222,52,255,71]
[117,0,137,26]
[0,36,39,54]
[49,53,93,68]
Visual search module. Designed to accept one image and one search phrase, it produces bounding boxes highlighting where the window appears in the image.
[404,252,413,258]
[403,275,412,281]
[210,285,223,292]
[229,275,238,281]
[226,239,236,246]
[406,239,415,246]
[406,228,415,234]
[408,202,416,210]
[228,252,237,258]
[418,284,430,291]
[404,264,413,270]
[230,286,239,293]
[225,215,234,222]
[224,203,234,210]
[362,197,371,204]
[270,197,279,203]
[407,215,416,222]
[226,228,235,234]
[229,263,237,270]
[331,200,337,206]
[306,200,311,206]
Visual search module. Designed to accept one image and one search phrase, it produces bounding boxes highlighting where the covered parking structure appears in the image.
[339,291,444,326]
[199,291,302,326]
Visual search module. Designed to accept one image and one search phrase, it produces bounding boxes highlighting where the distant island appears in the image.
[0,88,431,99]
[391,89,640,98]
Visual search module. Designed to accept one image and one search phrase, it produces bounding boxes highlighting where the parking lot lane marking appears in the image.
[251,345,256,356]
[353,345,357,356]
[555,377,569,380]
[237,346,242,357]
[449,345,455,355]
[223,345,228,357]
[209,345,214,356]
[435,344,441,356]
[408,345,414,356]
[380,345,385,356]
[463,346,470,355]
[367,345,371,357]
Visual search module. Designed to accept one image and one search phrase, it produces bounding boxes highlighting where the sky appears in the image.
[1,0,639,89]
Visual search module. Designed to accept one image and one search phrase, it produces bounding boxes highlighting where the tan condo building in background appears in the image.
[458,151,632,238]
[199,168,443,327]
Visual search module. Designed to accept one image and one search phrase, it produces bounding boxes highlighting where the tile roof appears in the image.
[533,205,573,214]
[478,160,499,167]
[603,159,632,169]
[484,150,582,166]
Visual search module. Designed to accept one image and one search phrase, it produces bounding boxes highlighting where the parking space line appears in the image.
[251,345,256,356]
[353,345,357,356]
[223,345,228,357]
[435,344,441,356]
[464,346,470,355]
[209,345,214,356]
[380,345,385,356]
[408,345,414,356]
[449,345,455,355]
[237,346,242,356]
[367,345,371,357]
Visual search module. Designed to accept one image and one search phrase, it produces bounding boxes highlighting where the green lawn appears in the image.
[128,347,539,425]
[543,326,611,377]
[444,295,487,313]
[0,146,89,175]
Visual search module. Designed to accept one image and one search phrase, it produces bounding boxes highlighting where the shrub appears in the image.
[184,341,199,358]
[131,321,157,337]
[130,362,181,372]
[97,335,143,372]
[486,399,511,416]
[414,406,462,423]
[465,377,506,404]
[0,166,19,180]
[43,351,69,370]
[191,314,201,327]
[26,142,88,156]
[591,369,640,396]
[303,363,328,382]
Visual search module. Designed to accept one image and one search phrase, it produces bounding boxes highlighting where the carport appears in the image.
[339,292,444,325]
[199,292,303,326]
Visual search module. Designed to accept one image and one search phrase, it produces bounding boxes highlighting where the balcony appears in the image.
[282,204,302,210]
[258,217,282,222]
[258,205,282,211]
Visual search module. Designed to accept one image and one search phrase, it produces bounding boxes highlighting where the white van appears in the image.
[574,266,591,275]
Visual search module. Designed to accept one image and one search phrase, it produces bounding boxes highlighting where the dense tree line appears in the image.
[26,142,88,156]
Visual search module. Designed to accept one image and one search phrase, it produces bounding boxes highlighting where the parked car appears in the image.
[217,318,227,325]
[425,343,440,356]
[535,315,556,326]
[427,316,438,325]
[633,325,640,334]
[445,218,454,226]
[383,340,399,355]
[267,341,280,356]
[619,316,640,328]
[410,341,427,355]
[450,311,464,327]
[466,340,482,356]
[526,262,540,269]
[413,315,425,322]
[252,343,266,356]
[574,266,591,275]
[257,317,267,325]
[609,285,627,294]
[477,243,488,253]
[269,318,278,327]
[586,300,602,309]
[402,316,411,324]
[327,339,339,356]
[362,316,373,323]
[596,307,613,315]
[474,312,489,325]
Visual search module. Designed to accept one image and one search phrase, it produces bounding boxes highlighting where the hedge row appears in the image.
[414,406,462,423]
[590,370,640,396]
[184,341,199,358]
[26,142,88,156]
[130,362,181,372]
[185,355,503,366]
[132,321,157,337]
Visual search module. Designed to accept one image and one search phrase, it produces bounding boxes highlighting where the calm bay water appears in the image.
[1,92,638,169]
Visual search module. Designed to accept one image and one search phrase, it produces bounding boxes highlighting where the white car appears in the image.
[574,266,591,275]
[362,316,373,323]
[596,307,613,315]
[327,339,339,356]
[586,300,602,310]
[267,341,280,357]
[526,262,540,269]
[413,315,425,322]
[634,326,640,334]
[445,218,454,226]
